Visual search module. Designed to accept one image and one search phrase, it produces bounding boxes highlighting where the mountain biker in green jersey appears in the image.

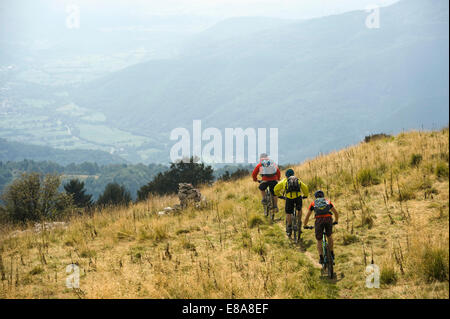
[304,190,339,265]
[274,168,309,237]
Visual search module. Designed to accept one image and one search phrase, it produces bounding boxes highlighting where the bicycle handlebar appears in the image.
[278,195,308,199]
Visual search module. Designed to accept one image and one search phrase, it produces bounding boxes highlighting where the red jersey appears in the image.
[252,162,281,182]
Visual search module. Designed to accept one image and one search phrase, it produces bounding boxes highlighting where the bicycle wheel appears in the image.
[322,236,328,273]
[326,244,334,279]
[263,202,268,216]
[267,190,274,221]
[290,212,296,242]
[296,217,302,243]
[263,190,269,216]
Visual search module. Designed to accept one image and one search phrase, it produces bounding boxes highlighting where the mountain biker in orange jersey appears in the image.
[252,153,281,211]
[303,190,339,265]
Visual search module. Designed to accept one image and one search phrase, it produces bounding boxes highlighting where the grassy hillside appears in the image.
[0,129,448,298]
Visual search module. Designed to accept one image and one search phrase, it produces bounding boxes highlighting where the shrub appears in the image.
[397,185,416,201]
[435,162,449,179]
[342,233,359,245]
[364,133,392,143]
[357,168,381,187]
[248,214,265,228]
[410,154,423,167]
[97,183,131,207]
[1,172,73,223]
[137,157,214,199]
[219,168,251,182]
[380,265,398,285]
[420,248,449,283]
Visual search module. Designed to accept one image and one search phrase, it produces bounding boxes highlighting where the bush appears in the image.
[219,168,251,182]
[380,265,398,285]
[248,214,265,228]
[1,172,73,223]
[398,185,416,201]
[342,233,359,245]
[137,157,214,199]
[435,162,449,179]
[357,168,381,187]
[97,183,131,207]
[364,133,392,143]
[420,248,449,283]
[410,154,423,167]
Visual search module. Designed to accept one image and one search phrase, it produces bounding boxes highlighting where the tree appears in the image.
[137,157,214,200]
[1,172,73,223]
[64,179,93,208]
[219,168,250,181]
[97,183,131,207]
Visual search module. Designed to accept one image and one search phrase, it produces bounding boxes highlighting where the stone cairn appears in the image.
[157,183,205,215]
[178,183,202,209]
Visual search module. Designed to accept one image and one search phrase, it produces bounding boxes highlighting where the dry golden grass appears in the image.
[0,129,448,299]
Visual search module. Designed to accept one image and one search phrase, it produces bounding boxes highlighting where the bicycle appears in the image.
[278,195,307,243]
[258,180,275,221]
[304,223,337,279]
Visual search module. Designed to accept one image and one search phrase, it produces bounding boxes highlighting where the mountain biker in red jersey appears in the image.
[252,153,281,211]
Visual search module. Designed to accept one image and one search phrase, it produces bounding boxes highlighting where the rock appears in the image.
[33,222,67,233]
[178,183,203,208]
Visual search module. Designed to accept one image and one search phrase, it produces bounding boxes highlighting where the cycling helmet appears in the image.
[314,190,325,198]
[260,153,268,159]
[285,169,295,177]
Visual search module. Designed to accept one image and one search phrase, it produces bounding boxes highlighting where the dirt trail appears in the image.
[304,251,322,269]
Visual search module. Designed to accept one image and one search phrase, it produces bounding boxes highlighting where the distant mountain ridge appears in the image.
[72,0,449,164]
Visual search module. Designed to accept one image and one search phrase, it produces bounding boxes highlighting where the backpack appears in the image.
[260,158,277,177]
[286,176,301,193]
[313,198,333,216]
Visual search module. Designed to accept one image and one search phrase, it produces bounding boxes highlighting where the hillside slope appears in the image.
[0,138,127,165]
[0,129,448,298]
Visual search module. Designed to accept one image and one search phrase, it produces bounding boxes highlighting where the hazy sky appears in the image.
[7,0,400,20]
[123,0,401,19]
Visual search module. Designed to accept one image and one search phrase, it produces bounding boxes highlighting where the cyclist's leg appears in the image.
[315,218,324,263]
[285,198,294,234]
[268,181,278,210]
[258,182,268,203]
[327,236,334,252]
[260,190,266,201]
